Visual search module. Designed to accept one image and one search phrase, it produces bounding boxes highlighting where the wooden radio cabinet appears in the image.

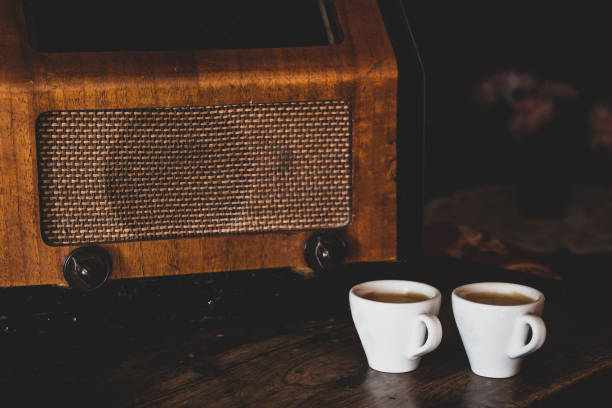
[0,0,404,288]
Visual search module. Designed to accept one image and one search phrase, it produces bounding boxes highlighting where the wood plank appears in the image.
[0,259,609,407]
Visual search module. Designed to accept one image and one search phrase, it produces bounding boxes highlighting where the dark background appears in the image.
[401,0,612,199]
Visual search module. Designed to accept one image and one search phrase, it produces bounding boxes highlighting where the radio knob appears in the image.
[63,246,112,291]
[304,232,347,275]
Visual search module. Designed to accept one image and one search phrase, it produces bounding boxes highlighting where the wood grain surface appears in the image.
[0,257,610,407]
[0,0,398,287]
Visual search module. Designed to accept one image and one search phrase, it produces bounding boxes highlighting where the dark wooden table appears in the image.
[1,255,610,407]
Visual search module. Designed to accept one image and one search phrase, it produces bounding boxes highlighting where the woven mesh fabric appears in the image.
[36,101,351,245]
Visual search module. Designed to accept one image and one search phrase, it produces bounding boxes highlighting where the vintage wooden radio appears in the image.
[0,0,423,289]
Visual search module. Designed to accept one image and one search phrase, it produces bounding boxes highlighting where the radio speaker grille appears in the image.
[36,101,352,245]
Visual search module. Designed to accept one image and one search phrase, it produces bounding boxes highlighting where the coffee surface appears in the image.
[462,291,536,306]
[360,291,430,303]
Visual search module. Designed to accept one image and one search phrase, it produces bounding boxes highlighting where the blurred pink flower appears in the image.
[476,71,579,137]
[509,98,555,135]
[589,105,612,151]
[475,71,536,108]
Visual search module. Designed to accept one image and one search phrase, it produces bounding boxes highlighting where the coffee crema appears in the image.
[360,291,430,303]
[461,291,536,306]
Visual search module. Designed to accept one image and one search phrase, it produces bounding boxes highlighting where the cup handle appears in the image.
[405,314,443,360]
[507,314,547,359]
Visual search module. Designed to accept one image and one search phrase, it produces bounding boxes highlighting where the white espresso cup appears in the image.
[349,280,443,373]
[452,282,546,378]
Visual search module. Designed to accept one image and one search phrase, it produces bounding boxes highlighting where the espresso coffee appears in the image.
[360,291,430,303]
[462,291,535,306]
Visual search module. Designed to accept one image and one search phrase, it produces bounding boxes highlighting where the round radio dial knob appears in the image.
[63,246,112,291]
[304,232,347,275]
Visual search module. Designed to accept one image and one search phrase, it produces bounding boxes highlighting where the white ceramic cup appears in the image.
[349,280,443,373]
[452,282,546,378]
